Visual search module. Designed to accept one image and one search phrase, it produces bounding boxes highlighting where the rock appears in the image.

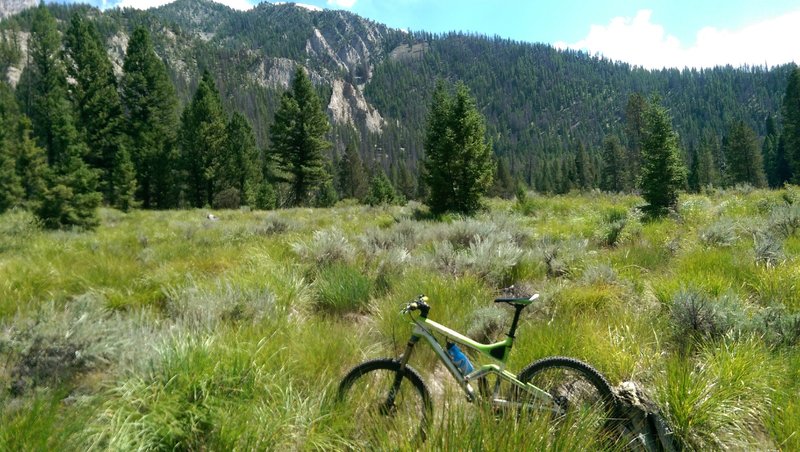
[614,381,678,452]
[0,0,36,20]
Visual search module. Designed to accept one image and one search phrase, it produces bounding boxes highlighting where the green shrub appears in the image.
[767,204,800,238]
[253,213,294,235]
[753,230,784,267]
[466,306,508,343]
[313,264,373,313]
[668,289,746,345]
[292,228,355,266]
[0,208,41,252]
[750,307,800,347]
[594,207,631,248]
[534,237,587,278]
[699,219,737,247]
[164,279,276,330]
[1,295,122,395]
[212,187,241,209]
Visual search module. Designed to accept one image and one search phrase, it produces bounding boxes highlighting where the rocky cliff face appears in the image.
[0,0,36,20]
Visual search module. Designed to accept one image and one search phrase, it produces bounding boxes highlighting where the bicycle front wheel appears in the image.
[337,358,432,445]
[516,356,619,434]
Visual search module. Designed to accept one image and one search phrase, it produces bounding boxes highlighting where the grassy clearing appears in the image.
[1,188,798,450]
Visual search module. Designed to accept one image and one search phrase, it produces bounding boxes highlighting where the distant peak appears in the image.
[273,2,323,12]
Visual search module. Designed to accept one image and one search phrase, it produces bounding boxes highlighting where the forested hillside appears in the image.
[0,0,796,192]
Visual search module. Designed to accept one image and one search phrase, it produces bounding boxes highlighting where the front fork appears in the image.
[385,335,420,409]
[398,334,420,369]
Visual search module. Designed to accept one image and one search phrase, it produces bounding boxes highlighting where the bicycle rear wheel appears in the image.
[337,358,432,445]
[515,357,619,437]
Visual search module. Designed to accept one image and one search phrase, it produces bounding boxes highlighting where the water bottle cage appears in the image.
[446,341,474,376]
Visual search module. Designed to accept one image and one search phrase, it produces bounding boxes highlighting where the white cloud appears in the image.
[556,9,800,69]
[115,0,254,11]
[327,0,357,8]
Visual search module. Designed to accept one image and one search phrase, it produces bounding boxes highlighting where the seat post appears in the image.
[507,304,525,339]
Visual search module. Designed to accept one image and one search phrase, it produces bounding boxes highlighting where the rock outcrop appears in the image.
[0,0,36,20]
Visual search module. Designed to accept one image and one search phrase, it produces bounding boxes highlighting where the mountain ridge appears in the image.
[0,0,794,189]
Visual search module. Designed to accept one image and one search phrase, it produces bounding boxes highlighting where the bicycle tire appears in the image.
[337,358,432,445]
[516,356,619,433]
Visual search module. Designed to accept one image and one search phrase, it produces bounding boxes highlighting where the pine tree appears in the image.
[64,13,133,208]
[423,81,494,215]
[269,66,332,206]
[688,136,717,192]
[723,120,767,187]
[763,114,790,188]
[23,4,81,167]
[574,142,592,190]
[600,135,628,192]
[365,169,399,206]
[781,68,800,183]
[625,92,647,178]
[0,132,23,213]
[25,5,100,229]
[223,111,262,207]
[638,98,687,215]
[393,160,416,201]
[0,81,23,212]
[179,70,228,208]
[491,156,516,198]
[121,26,180,208]
[335,142,368,200]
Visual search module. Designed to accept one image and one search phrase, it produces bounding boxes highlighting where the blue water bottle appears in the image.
[446,342,474,375]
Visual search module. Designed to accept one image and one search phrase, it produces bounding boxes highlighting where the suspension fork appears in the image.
[385,334,420,409]
[398,334,421,368]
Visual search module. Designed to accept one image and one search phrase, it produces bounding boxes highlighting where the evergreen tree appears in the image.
[365,169,399,206]
[491,156,516,198]
[574,142,592,190]
[269,66,332,206]
[781,68,800,183]
[638,98,687,215]
[688,136,717,192]
[64,13,133,208]
[223,111,261,207]
[109,146,137,211]
[38,158,102,229]
[179,70,228,208]
[393,160,416,201]
[121,26,180,208]
[25,5,100,229]
[600,135,628,192]
[423,81,494,215]
[625,92,647,178]
[315,178,339,207]
[336,142,368,200]
[23,5,82,167]
[0,82,23,212]
[0,131,23,213]
[763,114,790,188]
[723,120,767,187]
[12,117,48,212]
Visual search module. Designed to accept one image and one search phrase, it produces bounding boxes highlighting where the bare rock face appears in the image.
[327,78,384,133]
[0,0,36,20]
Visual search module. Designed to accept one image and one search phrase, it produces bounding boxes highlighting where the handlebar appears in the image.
[402,295,430,318]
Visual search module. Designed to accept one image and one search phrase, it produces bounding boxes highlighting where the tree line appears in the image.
[3,5,800,228]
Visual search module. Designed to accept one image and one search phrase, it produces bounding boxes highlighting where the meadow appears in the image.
[1,186,799,450]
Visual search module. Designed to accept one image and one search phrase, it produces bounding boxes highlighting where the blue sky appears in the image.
[68,0,800,69]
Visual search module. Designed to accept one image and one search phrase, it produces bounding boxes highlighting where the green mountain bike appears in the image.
[337,293,619,444]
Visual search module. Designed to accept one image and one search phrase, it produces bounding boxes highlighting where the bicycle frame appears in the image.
[399,313,553,407]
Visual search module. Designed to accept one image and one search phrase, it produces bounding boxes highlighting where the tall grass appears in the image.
[1,190,799,450]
